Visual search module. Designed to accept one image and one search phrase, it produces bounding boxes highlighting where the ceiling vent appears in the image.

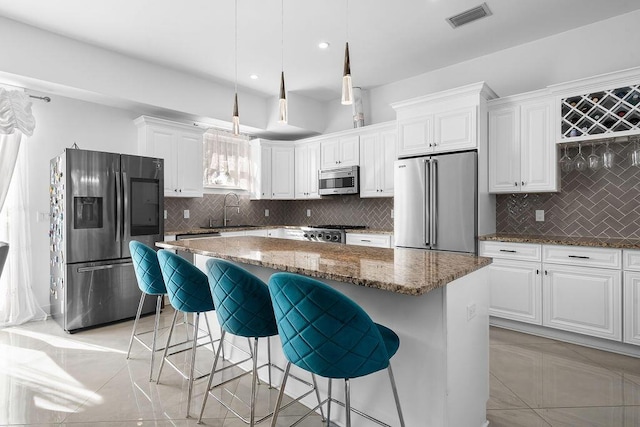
[446,3,492,28]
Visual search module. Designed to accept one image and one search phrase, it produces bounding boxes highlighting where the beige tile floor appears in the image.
[1,309,639,426]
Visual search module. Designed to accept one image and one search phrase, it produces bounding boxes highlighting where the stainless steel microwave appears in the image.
[318,166,359,195]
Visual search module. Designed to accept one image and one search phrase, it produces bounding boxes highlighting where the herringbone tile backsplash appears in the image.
[165,193,394,232]
[497,142,640,238]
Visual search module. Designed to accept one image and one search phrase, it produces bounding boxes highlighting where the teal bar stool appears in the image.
[127,241,167,381]
[268,272,405,427]
[156,249,219,417]
[199,259,323,426]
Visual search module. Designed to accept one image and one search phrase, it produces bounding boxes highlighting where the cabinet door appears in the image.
[147,127,177,195]
[307,142,320,198]
[260,146,272,199]
[433,106,476,152]
[271,146,294,199]
[176,131,204,197]
[339,135,360,167]
[488,106,521,193]
[397,116,433,158]
[624,271,640,345]
[294,145,308,199]
[487,259,542,325]
[543,265,622,341]
[320,138,340,169]
[520,99,558,192]
[359,133,378,198]
[379,130,396,196]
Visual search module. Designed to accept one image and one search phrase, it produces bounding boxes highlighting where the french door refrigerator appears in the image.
[50,149,164,332]
[394,151,477,254]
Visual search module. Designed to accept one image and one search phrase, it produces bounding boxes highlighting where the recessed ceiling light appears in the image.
[249,74,259,80]
[318,41,330,49]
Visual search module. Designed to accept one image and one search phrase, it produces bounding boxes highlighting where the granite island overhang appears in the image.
[157,236,493,427]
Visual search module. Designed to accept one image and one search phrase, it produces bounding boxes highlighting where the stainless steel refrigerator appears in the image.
[394,151,477,254]
[49,149,164,332]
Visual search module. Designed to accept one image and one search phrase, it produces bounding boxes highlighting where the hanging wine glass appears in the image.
[602,140,615,169]
[574,143,588,172]
[559,146,574,173]
[588,144,602,171]
[630,136,640,167]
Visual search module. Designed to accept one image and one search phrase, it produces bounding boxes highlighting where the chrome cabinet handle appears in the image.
[568,255,590,259]
[78,262,133,273]
[514,182,518,186]
[521,181,525,186]
[499,249,517,253]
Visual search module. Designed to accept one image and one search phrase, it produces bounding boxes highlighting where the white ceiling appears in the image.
[1,0,639,103]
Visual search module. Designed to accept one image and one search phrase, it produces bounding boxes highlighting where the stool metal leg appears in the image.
[250,337,259,426]
[156,309,179,384]
[388,365,405,427]
[148,294,163,381]
[311,374,325,421]
[344,379,351,427]
[198,330,226,424]
[326,378,332,427]
[126,293,147,359]
[186,312,201,417]
[269,361,291,427]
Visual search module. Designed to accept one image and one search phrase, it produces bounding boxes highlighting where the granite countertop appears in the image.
[156,236,491,296]
[479,233,640,250]
[165,226,393,236]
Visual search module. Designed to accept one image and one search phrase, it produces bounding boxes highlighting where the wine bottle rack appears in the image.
[561,84,640,139]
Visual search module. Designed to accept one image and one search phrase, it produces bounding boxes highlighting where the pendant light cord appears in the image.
[281,0,284,72]
[235,0,238,93]
[346,0,349,40]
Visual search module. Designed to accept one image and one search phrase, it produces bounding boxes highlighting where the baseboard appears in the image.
[490,317,640,358]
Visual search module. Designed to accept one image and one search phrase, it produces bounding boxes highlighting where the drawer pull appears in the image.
[568,255,590,259]
[360,239,371,242]
[499,249,517,253]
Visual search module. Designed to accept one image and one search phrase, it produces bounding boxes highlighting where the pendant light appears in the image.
[341,0,353,105]
[232,0,240,135]
[278,0,288,123]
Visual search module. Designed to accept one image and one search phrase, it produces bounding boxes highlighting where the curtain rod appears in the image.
[29,94,51,103]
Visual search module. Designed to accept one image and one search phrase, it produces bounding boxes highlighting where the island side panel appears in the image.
[195,254,489,427]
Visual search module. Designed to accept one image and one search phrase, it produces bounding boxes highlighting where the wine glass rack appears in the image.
[561,84,640,139]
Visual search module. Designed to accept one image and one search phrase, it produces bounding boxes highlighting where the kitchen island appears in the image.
[157,236,492,427]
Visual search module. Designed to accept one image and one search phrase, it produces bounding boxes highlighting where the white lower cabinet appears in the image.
[543,264,621,341]
[487,259,542,325]
[481,241,627,343]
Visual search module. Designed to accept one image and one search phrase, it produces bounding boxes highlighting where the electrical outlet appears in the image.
[265,209,269,217]
[183,209,190,219]
[535,210,545,222]
[467,303,477,321]
[306,209,311,217]
[164,210,167,220]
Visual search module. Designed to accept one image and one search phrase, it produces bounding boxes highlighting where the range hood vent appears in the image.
[446,3,492,28]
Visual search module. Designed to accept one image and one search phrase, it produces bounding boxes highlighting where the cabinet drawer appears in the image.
[543,245,621,269]
[623,250,640,271]
[346,233,392,248]
[479,241,541,262]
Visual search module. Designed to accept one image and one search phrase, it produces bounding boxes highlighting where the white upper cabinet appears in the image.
[250,140,294,200]
[295,141,320,199]
[392,82,496,158]
[270,145,295,199]
[488,94,558,193]
[135,116,205,198]
[320,135,360,170]
[360,126,396,198]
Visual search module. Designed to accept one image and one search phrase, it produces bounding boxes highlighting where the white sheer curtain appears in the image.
[0,87,46,326]
[0,138,46,325]
[202,130,251,190]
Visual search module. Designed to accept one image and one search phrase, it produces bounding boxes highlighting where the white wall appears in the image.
[324,9,640,130]
[26,95,139,311]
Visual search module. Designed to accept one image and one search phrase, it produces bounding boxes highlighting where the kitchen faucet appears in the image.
[223,192,240,227]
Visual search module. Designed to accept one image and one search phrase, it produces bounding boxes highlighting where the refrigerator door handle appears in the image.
[424,159,430,246]
[115,165,122,243]
[430,159,438,247]
[77,262,133,273]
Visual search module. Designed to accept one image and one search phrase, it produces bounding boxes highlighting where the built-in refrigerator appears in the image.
[394,151,477,254]
[50,148,164,332]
